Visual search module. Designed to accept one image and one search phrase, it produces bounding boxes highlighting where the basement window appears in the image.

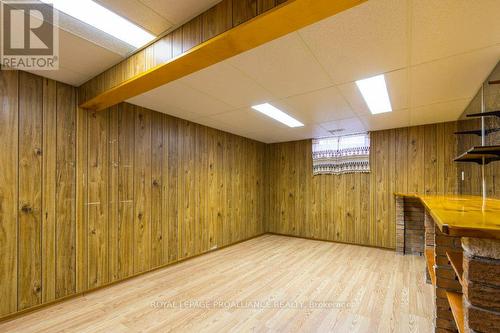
[312,133,370,175]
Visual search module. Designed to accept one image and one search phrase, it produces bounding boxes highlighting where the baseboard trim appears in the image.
[267,232,395,251]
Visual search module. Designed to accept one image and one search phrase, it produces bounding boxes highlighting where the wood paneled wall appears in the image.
[0,70,266,318]
[3,66,496,319]
[267,123,458,249]
[457,62,500,198]
[78,0,285,105]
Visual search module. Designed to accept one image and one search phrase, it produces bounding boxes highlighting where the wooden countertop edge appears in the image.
[393,193,500,240]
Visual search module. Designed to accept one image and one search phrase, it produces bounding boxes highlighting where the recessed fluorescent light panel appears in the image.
[41,0,155,48]
[355,74,392,114]
[252,103,304,128]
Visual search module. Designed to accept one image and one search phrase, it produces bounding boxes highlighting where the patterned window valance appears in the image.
[312,133,371,175]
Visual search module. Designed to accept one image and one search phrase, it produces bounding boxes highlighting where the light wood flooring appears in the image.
[0,235,433,332]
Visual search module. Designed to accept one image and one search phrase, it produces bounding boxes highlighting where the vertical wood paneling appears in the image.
[202,0,233,41]
[160,116,169,265]
[87,110,109,288]
[185,121,195,257]
[182,16,202,53]
[387,129,396,248]
[457,65,499,198]
[117,105,135,278]
[153,35,173,68]
[443,122,458,194]
[3,65,494,318]
[232,0,257,26]
[75,105,88,293]
[216,133,225,247]
[151,111,163,268]
[332,174,341,241]
[198,125,209,253]
[41,78,56,303]
[0,70,18,316]
[134,107,152,273]
[394,127,408,194]
[2,71,267,320]
[172,28,183,58]
[359,173,370,246]
[257,0,276,14]
[18,72,43,310]
[166,117,179,263]
[55,82,76,298]
[109,106,120,282]
[208,129,217,249]
[424,124,438,195]
[408,126,425,194]
[268,123,459,249]
[224,133,233,246]
[233,137,242,242]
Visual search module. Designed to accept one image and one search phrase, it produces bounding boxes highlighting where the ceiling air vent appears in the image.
[328,129,345,135]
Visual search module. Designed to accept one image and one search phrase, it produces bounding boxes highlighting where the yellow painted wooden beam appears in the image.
[80,0,367,111]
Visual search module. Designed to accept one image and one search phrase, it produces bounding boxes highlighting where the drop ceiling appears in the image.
[24,0,220,86]
[126,0,500,143]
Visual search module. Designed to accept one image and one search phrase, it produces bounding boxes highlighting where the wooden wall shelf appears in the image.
[425,249,436,286]
[454,128,500,136]
[466,110,500,118]
[446,251,464,286]
[454,145,500,165]
[446,291,465,333]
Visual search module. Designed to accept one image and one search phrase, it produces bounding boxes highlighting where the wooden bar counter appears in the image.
[395,194,500,333]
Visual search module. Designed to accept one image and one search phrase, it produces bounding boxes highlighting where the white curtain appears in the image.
[312,133,371,175]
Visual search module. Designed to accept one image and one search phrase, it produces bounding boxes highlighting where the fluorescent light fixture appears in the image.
[41,0,155,48]
[355,74,392,114]
[252,103,304,128]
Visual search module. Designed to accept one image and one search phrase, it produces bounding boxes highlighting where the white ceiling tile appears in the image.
[95,0,173,35]
[141,0,220,25]
[360,109,411,131]
[228,33,332,98]
[411,0,500,65]
[57,30,124,85]
[279,86,355,124]
[207,108,290,133]
[127,96,207,123]
[410,99,470,126]
[320,117,367,135]
[337,69,409,116]
[127,81,233,117]
[180,63,275,108]
[299,0,408,84]
[194,117,245,136]
[27,66,87,87]
[410,46,500,107]
[278,125,331,142]
[55,10,134,57]
[245,128,301,144]
[58,0,499,144]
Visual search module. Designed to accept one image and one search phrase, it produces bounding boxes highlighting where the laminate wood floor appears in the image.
[0,235,433,333]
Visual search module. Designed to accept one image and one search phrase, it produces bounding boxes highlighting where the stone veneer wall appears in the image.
[395,197,405,253]
[433,226,463,333]
[462,238,500,332]
[395,196,425,255]
[403,198,425,255]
